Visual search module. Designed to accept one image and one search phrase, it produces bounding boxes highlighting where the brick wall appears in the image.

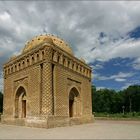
[2,39,93,128]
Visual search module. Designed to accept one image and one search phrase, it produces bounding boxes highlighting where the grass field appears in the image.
[94,112,140,119]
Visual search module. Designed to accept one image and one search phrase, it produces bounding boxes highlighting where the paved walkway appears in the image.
[0,120,140,139]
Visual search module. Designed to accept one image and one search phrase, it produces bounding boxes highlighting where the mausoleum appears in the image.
[2,34,93,128]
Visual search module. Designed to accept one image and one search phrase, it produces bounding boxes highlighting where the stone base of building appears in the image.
[1,115,94,129]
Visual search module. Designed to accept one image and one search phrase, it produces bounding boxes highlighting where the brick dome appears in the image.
[23,34,73,55]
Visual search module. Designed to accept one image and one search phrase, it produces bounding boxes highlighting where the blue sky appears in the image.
[91,57,139,90]
[0,1,140,91]
[91,26,140,90]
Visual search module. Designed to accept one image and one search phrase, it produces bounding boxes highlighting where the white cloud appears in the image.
[95,72,135,82]
[82,36,140,63]
[0,11,10,21]
[96,86,106,91]
[93,64,103,70]
[121,83,132,90]
[0,1,140,61]
[121,80,140,90]
[133,58,140,70]
[115,78,126,82]
[0,1,140,90]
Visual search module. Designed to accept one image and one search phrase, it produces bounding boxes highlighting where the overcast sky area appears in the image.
[0,1,140,91]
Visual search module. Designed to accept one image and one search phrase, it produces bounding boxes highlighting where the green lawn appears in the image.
[94,112,140,119]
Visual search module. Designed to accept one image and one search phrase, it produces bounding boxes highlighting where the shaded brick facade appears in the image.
[2,35,93,128]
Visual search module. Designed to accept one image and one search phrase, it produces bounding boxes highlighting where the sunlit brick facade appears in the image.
[2,34,93,128]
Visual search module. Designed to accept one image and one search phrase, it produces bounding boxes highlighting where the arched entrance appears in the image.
[15,86,26,118]
[69,87,81,117]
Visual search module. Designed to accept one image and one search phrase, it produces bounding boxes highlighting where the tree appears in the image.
[91,85,96,113]
[0,92,3,113]
[123,85,140,112]
[92,88,117,113]
[110,91,124,113]
[91,85,140,114]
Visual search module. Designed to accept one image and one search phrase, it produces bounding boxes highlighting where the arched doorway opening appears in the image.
[15,86,26,118]
[69,87,81,117]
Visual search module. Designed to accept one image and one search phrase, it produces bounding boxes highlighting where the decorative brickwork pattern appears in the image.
[41,62,53,115]
[28,66,41,116]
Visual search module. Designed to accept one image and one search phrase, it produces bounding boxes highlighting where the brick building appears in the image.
[2,35,93,128]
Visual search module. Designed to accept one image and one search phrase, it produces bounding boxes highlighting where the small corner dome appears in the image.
[10,55,16,60]
[22,34,74,55]
[80,58,86,63]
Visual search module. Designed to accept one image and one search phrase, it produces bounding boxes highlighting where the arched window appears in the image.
[18,63,21,70]
[42,51,45,59]
[15,86,26,118]
[32,55,34,64]
[26,58,30,66]
[22,61,25,68]
[11,67,13,73]
[69,87,81,117]
[15,65,17,71]
[37,53,39,61]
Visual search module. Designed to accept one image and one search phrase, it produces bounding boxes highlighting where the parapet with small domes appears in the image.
[4,34,91,80]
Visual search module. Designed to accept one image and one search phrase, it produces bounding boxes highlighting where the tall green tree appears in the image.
[0,92,3,113]
[91,85,96,113]
[123,85,140,112]
[92,85,140,114]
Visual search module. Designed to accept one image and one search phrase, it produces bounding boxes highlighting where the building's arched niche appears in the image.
[69,87,81,117]
[15,86,26,118]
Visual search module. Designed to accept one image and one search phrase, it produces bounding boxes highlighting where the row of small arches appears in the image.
[4,50,45,75]
[4,49,91,78]
[52,51,91,77]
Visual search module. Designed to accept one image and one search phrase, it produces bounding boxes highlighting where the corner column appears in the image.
[41,46,53,116]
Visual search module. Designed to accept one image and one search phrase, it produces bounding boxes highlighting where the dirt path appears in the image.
[0,120,140,139]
